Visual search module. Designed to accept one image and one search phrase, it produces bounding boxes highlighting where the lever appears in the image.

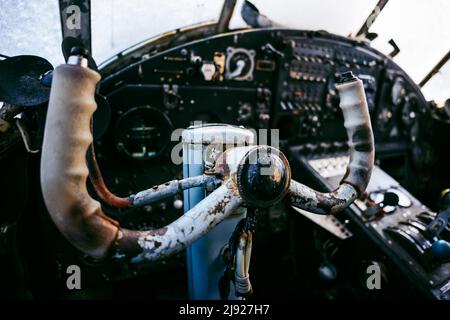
[262,43,285,58]
[425,191,450,264]
[426,207,450,239]
[226,60,246,79]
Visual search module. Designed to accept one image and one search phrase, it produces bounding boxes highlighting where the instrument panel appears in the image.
[99,28,430,148]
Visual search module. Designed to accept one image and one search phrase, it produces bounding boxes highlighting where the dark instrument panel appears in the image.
[38,28,435,296]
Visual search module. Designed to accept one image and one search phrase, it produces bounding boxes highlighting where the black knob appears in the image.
[236,147,291,208]
[383,192,400,207]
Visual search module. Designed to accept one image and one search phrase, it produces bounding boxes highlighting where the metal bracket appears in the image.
[292,206,353,240]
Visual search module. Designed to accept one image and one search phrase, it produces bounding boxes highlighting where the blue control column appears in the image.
[182,124,254,300]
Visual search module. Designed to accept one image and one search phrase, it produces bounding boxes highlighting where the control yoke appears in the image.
[40,50,374,262]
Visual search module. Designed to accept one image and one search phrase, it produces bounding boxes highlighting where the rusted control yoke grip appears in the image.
[289,72,374,215]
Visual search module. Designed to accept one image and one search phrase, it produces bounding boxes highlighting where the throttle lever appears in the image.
[426,207,450,239]
[424,194,450,264]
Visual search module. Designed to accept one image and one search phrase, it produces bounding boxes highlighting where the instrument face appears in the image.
[114,106,173,161]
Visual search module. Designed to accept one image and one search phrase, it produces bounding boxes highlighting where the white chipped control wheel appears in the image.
[40,51,374,262]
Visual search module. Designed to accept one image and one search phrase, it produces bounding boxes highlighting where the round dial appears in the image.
[115,106,172,161]
[225,47,255,81]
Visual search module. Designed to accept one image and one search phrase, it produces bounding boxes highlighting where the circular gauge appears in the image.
[391,77,406,106]
[225,47,255,81]
[114,106,173,161]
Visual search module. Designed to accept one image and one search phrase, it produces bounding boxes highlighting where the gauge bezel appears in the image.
[225,47,256,81]
[114,106,173,161]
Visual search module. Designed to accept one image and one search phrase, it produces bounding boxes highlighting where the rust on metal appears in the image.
[210,150,231,179]
[316,190,349,213]
[86,122,132,208]
[148,227,168,236]
[208,196,230,216]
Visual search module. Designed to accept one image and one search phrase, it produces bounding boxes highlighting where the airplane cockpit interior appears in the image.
[0,0,449,303]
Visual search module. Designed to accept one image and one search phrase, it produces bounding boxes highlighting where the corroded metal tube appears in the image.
[131,175,222,208]
[127,179,242,262]
[87,128,222,209]
[290,181,358,215]
[289,73,374,214]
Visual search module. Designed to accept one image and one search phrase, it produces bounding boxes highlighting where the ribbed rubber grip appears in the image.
[40,64,119,259]
[336,78,374,195]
